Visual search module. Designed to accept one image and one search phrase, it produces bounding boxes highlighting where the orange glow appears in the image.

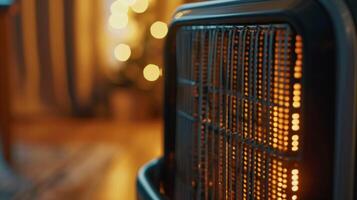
[294,36,303,79]
[21,0,41,107]
[109,13,128,29]
[110,0,129,14]
[125,0,136,5]
[49,0,70,108]
[294,72,302,79]
[293,90,301,96]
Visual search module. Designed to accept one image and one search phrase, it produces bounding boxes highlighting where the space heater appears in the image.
[137,0,357,199]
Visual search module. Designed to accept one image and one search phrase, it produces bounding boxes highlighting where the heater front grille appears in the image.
[175,24,303,199]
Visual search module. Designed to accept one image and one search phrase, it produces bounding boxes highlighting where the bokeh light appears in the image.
[143,64,160,81]
[110,0,129,14]
[125,0,136,5]
[114,44,131,61]
[150,21,168,39]
[109,13,128,29]
[131,0,149,13]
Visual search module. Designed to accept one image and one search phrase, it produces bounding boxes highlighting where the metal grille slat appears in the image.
[175,24,303,200]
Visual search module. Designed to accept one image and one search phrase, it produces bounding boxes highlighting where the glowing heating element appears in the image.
[175,24,303,199]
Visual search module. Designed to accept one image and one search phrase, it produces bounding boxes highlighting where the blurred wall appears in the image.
[7,0,198,119]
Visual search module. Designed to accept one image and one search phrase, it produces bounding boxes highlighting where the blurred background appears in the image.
[0,0,202,199]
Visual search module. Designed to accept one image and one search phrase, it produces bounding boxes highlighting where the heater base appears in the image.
[137,158,165,200]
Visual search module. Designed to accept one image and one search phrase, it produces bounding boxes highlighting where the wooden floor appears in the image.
[3,116,162,200]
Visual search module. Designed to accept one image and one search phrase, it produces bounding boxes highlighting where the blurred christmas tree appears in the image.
[100,0,184,119]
